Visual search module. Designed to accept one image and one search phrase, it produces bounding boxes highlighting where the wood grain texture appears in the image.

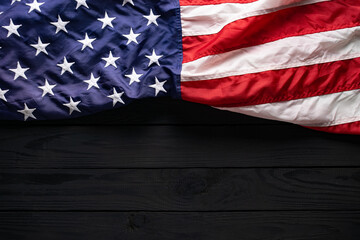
[0,168,359,211]
[0,99,359,239]
[0,211,359,240]
[0,125,359,169]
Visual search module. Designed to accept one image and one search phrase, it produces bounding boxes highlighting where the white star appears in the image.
[84,73,100,90]
[143,9,160,26]
[107,88,125,106]
[57,57,75,75]
[11,0,21,5]
[149,77,167,96]
[2,18,22,37]
[98,12,116,29]
[125,68,143,85]
[63,97,81,115]
[123,28,140,45]
[30,37,50,56]
[78,33,96,51]
[38,79,56,97]
[26,0,44,13]
[102,51,120,68]
[122,0,134,6]
[9,61,29,80]
[0,88,9,102]
[145,49,163,66]
[74,0,89,9]
[18,103,36,121]
[51,15,69,34]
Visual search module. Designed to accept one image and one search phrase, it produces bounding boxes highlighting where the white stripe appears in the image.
[181,26,360,82]
[181,0,329,37]
[217,89,360,127]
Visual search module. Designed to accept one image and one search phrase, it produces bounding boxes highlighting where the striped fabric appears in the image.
[1,0,359,134]
[180,0,360,134]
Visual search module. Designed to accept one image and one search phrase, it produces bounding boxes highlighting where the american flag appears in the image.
[0,0,181,119]
[0,0,359,135]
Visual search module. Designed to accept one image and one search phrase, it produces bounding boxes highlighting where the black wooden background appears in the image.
[0,98,359,240]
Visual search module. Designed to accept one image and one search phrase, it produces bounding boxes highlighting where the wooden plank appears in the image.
[1,168,359,211]
[0,125,358,168]
[0,211,359,240]
[0,98,278,125]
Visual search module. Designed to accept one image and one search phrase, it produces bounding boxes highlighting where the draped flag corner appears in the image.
[0,0,359,134]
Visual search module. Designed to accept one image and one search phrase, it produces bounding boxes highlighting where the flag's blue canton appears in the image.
[0,0,182,120]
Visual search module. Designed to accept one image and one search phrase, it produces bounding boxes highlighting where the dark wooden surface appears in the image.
[0,98,359,239]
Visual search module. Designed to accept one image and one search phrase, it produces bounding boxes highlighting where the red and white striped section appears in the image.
[218,89,360,127]
[180,0,329,37]
[180,0,360,134]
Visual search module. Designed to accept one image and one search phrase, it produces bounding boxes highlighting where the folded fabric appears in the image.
[0,0,359,134]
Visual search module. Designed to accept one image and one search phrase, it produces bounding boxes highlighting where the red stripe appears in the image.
[306,121,360,135]
[180,0,257,6]
[182,0,360,63]
[181,58,360,107]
